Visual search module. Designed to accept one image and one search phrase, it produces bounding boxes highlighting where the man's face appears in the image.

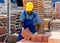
[27,11,32,15]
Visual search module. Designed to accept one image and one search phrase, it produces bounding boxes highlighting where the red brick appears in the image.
[21,28,32,40]
[37,34,43,42]
[0,27,7,42]
[0,36,6,42]
[31,35,37,41]
[42,35,49,42]
[0,27,7,34]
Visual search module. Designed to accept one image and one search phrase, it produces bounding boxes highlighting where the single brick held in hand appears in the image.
[21,28,32,40]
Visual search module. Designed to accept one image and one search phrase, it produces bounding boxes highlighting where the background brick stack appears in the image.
[52,9,59,19]
[10,11,22,33]
[48,32,60,43]
[0,9,22,33]
[11,12,20,32]
[55,2,60,19]
[37,0,44,22]
[0,13,8,31]
[38,21,45,34]
[43,0,52,18]
[36,0,45,33]
[0,18,8,30]
[0,26,7,42]
[50,19,60,31]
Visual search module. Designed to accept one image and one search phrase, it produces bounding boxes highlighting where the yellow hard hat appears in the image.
[26,2,34,11]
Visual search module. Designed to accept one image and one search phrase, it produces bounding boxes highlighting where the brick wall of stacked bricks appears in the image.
[21,28,50,43]
[50,20,60,31]
[17,29,60,43]
[44,0,52,18]
[10,12,22,33]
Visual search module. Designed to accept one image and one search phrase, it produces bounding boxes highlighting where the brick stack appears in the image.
[21,28,50,43]
[37,0,44,22]
[18,30,60,43]
[52,9,59,19]
[50,19,60,31]
[55,2,60,18]
[43,0,52,18]
[1,18,8,29]
[36,0,44,33]
[0,26,7,42]
[0,14,8,30]
[23,0,44,22]
[48,32,60,43]
[10,11,22,32]
[31,34,49,42]
[38,21,45,34]
[0,14,8,42]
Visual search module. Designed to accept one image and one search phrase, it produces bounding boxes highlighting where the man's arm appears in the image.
[35,13,40,32]
[20,11,25,27]
[35,24,40,32]
[20,20,24,27]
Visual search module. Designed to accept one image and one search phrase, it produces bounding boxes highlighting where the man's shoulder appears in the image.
[33,11,38,17]
[33,11,37,14]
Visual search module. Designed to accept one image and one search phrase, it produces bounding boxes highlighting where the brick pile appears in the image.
[37,0,44,22]
[10,11,22,33]
[21,28,50,43]
[0,27,7,42]
[52,9,59,19]
[48,32,60,43]
[17,31,60,43]
[43,0,52,18]
[38,21,45,34]
[50,19,60,31]
[55,2,60,18]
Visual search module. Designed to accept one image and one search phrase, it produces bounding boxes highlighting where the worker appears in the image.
[16,2,40,41]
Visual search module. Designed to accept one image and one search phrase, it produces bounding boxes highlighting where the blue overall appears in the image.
[16,11,36,41]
